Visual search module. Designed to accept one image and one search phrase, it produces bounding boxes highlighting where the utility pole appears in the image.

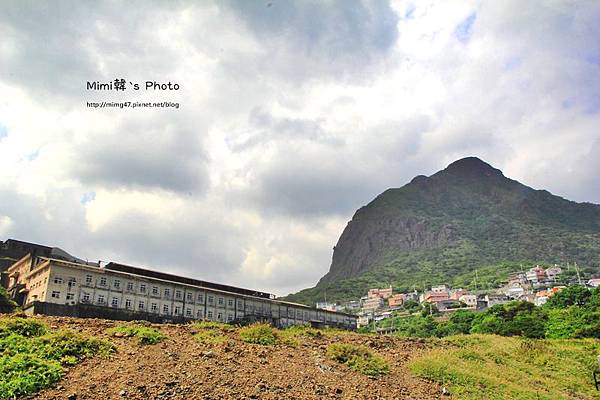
[575,262,582,286]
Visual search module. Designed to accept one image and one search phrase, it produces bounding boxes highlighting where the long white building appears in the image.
[6,255,356,330]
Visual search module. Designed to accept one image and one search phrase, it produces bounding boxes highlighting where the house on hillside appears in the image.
[587,278,600,288]
[485,294,510,307]
[526,266,546,285]
[421,291,450,304]
[362,296,384,312]
[459,294,477,309]
[545,266,562,280]
[388,294,404,308]
[431,285,448,294]
[367,287,393,299]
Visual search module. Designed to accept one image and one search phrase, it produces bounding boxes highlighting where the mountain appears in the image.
[284,157,600,305]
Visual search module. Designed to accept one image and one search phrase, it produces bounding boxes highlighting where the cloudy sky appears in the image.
[0,0,599,296]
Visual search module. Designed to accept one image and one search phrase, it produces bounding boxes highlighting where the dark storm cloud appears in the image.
[0,188,244,283]
[222,0,399,80]
[74,120,209,194]
[0,1,183,99]
[0,187,90,255]
[249,158,380,218]
[87,208,245,284]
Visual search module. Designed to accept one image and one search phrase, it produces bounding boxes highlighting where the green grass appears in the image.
[193,329,228,345]
[0,317,113,399]
[238,323,278,345]
[107,324,165,345]
[326,343,389,376]
[0,318,48,338]
[192,320,236,332]
[191,321,237,345]
[409,334,600,399]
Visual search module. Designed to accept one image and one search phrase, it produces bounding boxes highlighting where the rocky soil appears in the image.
[21,315,444,400]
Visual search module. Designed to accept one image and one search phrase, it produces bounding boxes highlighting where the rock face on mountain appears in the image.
[322,217,458,284]
[285,157,600,305]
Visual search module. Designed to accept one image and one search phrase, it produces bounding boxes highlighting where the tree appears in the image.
[0,287,17,312]
[544,286,591,308]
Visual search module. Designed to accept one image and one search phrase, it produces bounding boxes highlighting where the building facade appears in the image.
[6,256,356,330]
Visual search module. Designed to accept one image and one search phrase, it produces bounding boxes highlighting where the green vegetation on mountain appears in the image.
[285,157,600,305]
[366,286,600,340]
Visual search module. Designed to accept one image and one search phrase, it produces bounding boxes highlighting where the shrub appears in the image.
[0,287,17,311]
[0,318,47,338]
[0,354,63,399]
[0,317,113,399]
[238,323,277,345]
[193,320,236,332]
[107,324,165,345]
[194,329,228,345]
[283,325,322,338]
[326,343,389,376]
[34,330,114,364]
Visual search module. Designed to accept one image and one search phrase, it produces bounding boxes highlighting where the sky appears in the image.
[0,0,599,297]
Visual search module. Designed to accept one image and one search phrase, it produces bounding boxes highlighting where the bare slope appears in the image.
[20,315,442,400]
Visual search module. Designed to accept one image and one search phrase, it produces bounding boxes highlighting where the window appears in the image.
[85,275,93,285]
[111,297,119,307]
[140,284,146,293]
[208,295,214,305]
[174,306,181,315]
[99,277,107,286]
[125,299,132,309]
[152,286,159,295]
[227,314,234,322]
[198,293,204,303]
[97,295,105,304]
[218,297,224,306]
[82,293,90,303]
[186,292,193,301]
[175,290,182,299]
[127,282,134,291]
[113,279,120,289]
[66,293,74,300]
[164,288,170,298]
[53,277,63,284]
[51,291,60,298]
[237,301,244,310]
[163,304,169,314]
[228,299,233,307]
[197,309,203,318]
[207,310,213,319]
[139,301,145,310]
[151,303,157,312]
[217,312,223,321]
[68,277,76,286]
[186,308,192,317]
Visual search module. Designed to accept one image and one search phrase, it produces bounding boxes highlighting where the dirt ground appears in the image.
[21,315,444,400]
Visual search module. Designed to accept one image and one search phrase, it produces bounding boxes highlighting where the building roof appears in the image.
[105,262,274,300]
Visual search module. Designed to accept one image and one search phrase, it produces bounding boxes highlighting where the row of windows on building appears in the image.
[51,274,241,306]
[56,290,235,320]
[48,288,344,322]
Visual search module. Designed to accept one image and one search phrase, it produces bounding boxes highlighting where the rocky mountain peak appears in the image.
[440,156,503,179]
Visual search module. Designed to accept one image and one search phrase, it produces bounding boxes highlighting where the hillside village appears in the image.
[315,264,600,329]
